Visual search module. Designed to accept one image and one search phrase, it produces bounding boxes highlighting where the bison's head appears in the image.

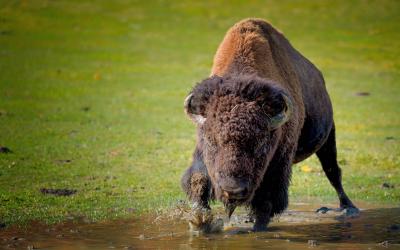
[184,75,293,208]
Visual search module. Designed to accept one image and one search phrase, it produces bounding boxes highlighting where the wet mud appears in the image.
[1,202,399,249]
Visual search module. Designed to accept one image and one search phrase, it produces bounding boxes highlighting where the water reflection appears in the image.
[1,203,399,249]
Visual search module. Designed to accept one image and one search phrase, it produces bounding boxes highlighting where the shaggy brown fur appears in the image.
[181,18,358,231]
[188,172,209,203]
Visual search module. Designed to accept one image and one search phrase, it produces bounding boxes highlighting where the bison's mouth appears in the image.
[221,196,252,218]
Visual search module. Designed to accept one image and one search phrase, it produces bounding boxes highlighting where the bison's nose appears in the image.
[220,178,249,200]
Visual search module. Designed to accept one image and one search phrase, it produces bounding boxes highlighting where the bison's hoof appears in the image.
[316,206,360,217]
[209,218,224,233]
[188,205,224,233]
[343,207,360,217]
[316,206,333,214]
[253,223,268,232]
[188,207,212,227]
[189,217,224,234]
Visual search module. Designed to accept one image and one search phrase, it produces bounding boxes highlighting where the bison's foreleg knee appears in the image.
[181,170,211,208]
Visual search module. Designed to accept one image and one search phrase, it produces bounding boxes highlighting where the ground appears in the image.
[0,0,399,226]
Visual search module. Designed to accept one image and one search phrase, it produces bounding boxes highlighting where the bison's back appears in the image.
[254,18,333,161]
[282,31,334,162]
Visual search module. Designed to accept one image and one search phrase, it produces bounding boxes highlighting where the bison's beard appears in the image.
[213,181,257,218]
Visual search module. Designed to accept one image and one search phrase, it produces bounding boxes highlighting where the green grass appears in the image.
[0,0,399,226]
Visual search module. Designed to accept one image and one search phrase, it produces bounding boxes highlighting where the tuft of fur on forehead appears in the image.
[190,74,288,119]
[206,95,266,146]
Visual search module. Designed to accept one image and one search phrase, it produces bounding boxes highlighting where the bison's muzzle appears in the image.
[218,176,249,200]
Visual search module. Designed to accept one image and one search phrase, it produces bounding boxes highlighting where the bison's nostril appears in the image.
[223,190,230,199]
[240,187,248,196]
[221,186,248,200]
[237,187,248,198]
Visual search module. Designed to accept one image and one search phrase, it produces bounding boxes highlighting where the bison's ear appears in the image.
[184,93,206,125]
[183,75,222,125]
[257,91,293,130]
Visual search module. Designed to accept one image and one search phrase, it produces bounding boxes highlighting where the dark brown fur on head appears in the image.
[186,74,292,205]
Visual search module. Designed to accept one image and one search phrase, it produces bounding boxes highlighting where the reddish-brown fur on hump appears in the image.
[212,19,282,80]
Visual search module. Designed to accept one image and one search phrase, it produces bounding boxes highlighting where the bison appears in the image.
[181,18,358,232]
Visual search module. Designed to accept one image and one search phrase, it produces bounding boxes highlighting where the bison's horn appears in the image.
[184,93,206,125]
[269,93,293,130]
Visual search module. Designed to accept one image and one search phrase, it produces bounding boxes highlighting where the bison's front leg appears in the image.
[181,149,223,233]
[250,187,288,231]
[250,199,272,232]
[315,125,359,216]
[250,158,291,231]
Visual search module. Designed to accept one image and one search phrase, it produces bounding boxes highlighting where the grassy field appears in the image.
[0,0,399,226]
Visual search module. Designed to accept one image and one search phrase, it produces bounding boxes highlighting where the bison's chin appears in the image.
[224,197,250,208]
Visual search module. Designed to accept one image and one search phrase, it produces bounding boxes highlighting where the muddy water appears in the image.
[1,202,399,249]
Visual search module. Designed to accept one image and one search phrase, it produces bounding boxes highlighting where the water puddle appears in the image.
[1,202,399,249]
